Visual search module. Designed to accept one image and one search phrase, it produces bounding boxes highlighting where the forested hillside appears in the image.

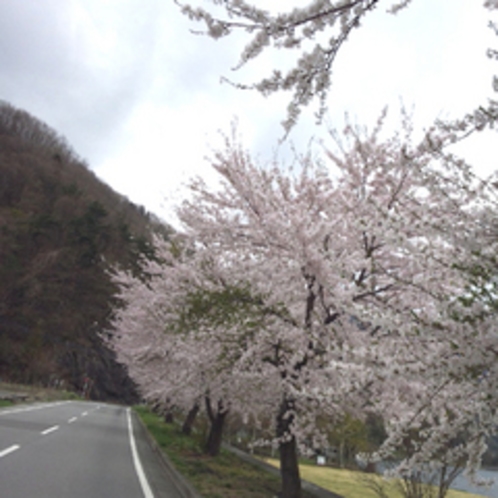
[0,101,170,402]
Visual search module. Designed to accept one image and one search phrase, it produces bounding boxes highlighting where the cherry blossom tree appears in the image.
[108,112,498,497]
[348,117,498,495]
[108,235,281,456]
[179,117,498,496]
[177,0,498,133]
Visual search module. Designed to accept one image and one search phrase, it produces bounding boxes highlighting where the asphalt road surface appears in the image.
[0,401,185,498]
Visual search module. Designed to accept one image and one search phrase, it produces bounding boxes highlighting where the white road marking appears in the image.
[0,445,20,458]
[126,408,154,498]
[0,401,69,416]
[81,411,88,417]
[68,417,77,424]
[41,425,59,435]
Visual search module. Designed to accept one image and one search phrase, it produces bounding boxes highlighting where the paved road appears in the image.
[0,401,185,498]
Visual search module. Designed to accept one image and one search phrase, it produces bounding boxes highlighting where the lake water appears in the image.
[451,469,498,497]
[373,462,498,497]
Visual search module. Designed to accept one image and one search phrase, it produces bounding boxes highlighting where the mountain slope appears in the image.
[0,101,169,402]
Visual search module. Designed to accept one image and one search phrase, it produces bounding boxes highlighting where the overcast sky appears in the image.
[0,0,496,224]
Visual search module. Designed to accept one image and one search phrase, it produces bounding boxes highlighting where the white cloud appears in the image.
[0,0,496,223]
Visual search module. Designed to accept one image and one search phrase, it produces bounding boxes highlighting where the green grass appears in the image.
[134,405,316,498]
[135,406,488,498]
[0,400,14,408]
[0,381,82,403]
[263,458,487,498]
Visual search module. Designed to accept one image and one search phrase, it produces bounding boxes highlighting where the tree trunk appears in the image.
[205,411,226,456]
[182,401,200,435]
[204,396,228,457]
[162,397,174,423]
[279,436,301,498]
[277,397,301,498]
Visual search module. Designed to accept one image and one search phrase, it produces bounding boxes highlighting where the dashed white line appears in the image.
[41,425,59,436]
[81,411,88,417]
[127,408,154,498]
[68,417,77,424]
[0,445,20,459]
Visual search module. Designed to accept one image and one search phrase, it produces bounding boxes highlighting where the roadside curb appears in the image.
[223,444,344,498]
[132,410,203,498]
[0,391,29,402]
[133,410,343,498]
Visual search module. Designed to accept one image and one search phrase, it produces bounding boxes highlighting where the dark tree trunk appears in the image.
[182,401,200,435]
[205,411,226,456]
[161,397,174,423]
[204,396,228,457]
[277,397,301,498]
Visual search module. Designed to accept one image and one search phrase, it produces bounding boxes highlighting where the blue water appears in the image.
[373,462,498,497]
[451,469,498,497]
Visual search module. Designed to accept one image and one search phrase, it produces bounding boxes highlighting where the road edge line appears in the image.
[0,444,20,459]
[133,411,201,498]
[127,407,155,498]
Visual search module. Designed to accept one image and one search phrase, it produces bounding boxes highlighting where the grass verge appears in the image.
[0,381,82,403]
[263,459,487,498]
[134,406,488,498]
[134,405,317,498]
